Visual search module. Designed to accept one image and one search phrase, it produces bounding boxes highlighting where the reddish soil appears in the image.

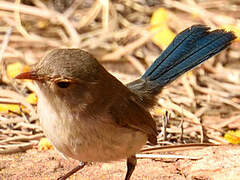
[1,145,240,180]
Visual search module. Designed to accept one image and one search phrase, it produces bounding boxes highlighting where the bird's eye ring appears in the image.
[56,81,71,88]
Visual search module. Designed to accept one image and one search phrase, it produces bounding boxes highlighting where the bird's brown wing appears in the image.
[108,95,158,145]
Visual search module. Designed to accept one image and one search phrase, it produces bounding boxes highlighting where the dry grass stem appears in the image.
[0,0,239,154]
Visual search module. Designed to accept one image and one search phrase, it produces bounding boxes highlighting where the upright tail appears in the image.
[127,25,236,107]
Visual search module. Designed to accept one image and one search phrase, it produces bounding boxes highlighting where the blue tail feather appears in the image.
[141,25,235,88]
[127,25,236,104]
[142,25,210,80]
[150,29,235,86]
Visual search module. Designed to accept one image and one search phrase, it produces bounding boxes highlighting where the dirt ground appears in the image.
[1,145,240,180]
[1,1,240,180]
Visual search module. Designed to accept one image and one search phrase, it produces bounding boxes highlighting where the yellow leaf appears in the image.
[7,62,23,78]
[7,62,30,79]
[224,130,240,144]
[151,24,176,49]
[154,107,167,116]
[22,65,31,73]
[150,8,169,25]
[150,8,175,49]
[38,138,53,151]
[26,93,38,105]
[221,24,240,41]
[0,104,21,113]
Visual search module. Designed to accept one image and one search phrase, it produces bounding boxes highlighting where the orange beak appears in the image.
[15,71,39,80]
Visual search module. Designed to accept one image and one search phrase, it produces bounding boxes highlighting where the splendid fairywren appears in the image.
[16,25,236,180]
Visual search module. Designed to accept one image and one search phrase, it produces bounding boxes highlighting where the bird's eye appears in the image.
[56,81,71,88]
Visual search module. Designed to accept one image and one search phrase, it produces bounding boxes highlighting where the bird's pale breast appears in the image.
[36,84,147,162]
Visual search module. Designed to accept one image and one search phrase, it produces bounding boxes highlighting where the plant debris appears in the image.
[0,0,240,154]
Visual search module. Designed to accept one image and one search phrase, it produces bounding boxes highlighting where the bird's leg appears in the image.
[125,155,137,180]
[57,161,86,180]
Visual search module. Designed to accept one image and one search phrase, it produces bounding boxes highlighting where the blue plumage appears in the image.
[127,25,236,103]
[150,29,235,86]
[142,25,209,81]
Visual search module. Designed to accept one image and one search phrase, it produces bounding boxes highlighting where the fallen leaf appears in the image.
[7,62,31,79]
[0,104,21,113]
[154,107,167,116]
[38,138,53,151]
[7,62,23,78]
[221,24,240,41]
[150,8,169,25]
[150,8,175,49]
[26,93,38,105]
[224,130,240,144]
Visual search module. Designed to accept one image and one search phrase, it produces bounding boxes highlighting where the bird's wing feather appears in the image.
[108,95,158,145]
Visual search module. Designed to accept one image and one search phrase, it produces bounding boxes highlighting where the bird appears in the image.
[15,25,236,180]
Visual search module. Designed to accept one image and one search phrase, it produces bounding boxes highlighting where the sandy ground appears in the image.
[1,145,240,180]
